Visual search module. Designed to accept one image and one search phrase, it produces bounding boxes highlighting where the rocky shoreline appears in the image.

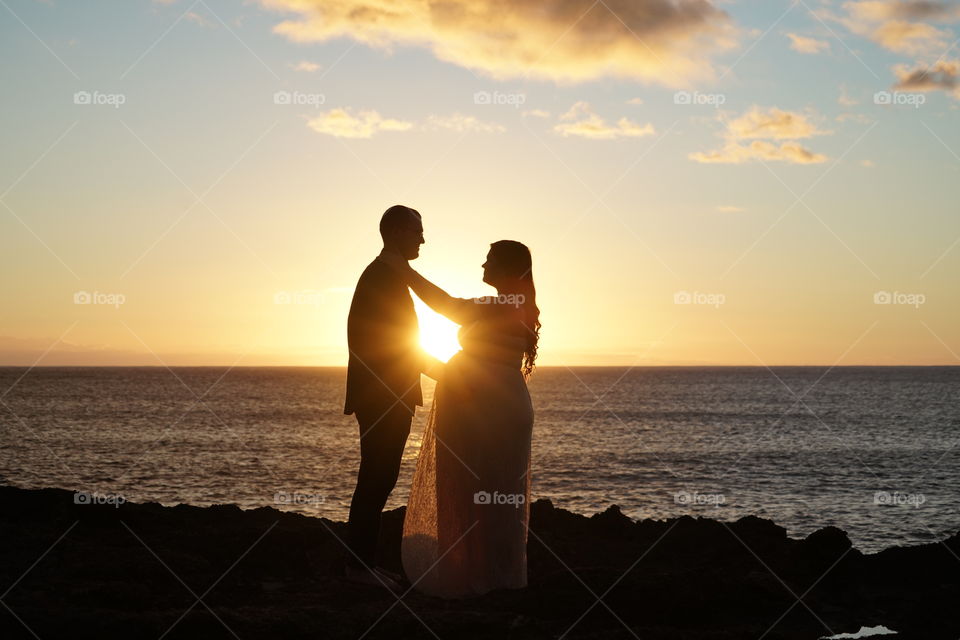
[1,485,957,639]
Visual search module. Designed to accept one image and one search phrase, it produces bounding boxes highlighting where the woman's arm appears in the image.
[377,251,483,325]
[407,269,477,325]
[421,353,445,382]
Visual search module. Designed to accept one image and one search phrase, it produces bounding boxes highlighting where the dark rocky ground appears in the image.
[1,485,957,639]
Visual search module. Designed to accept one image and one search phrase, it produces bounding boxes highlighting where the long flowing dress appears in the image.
[402,298,534,598]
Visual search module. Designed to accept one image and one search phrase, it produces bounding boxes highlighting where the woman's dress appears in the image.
[401,299,534,598]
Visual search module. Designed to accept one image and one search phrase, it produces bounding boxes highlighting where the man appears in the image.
[344,204,432,591]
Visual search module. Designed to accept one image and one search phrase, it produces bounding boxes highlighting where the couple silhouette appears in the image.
[343,204,540,598]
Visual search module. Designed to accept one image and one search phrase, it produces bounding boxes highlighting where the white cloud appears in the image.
[839,85,859,106]
[691,140,828,164]
[306,108,507,137]
[690,106,829,164]
[291,60,321,72]
[306,108,414,138]
[726,107,828,140]
[553,101,655,139]
[185,11,214,28]
[786,33,830,54]
[836,112,873,124]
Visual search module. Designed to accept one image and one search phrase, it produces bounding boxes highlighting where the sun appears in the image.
[413,298,462,362]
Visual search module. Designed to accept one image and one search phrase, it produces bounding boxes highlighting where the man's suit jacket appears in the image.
[344,257,424,417]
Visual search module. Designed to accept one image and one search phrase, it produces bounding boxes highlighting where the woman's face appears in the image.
[481,250,498,286]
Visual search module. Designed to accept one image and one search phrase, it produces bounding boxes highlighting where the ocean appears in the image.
[1,366,957,553]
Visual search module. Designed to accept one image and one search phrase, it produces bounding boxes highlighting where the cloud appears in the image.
[726,107,828,140]
[257,0,738,86]
[836,112,873,123]
[847,0,960,22]
[787,33,830,54]
[691,140,828,164]
[717,205,745,212]
[553,101,655,139]
[522,109,551,118]
[291,60,321,72]
[306,108,414,138]
[627,97,645,105]
[690,106,829,164]
[185,11,214,27]
[892,59,960,97]
[839,85,859,106]
[819,1,960,55]
[424,113,505,133]
[306,109,506,137]
[871,20,950,54]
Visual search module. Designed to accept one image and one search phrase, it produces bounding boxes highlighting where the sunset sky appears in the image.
[1,0,958,366]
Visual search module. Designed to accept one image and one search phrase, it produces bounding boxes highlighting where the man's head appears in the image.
[380,205,424,260]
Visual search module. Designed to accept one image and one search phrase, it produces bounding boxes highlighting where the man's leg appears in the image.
[346,406,412,570]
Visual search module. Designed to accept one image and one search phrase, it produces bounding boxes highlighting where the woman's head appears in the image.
[483,240,541,377]
[482,240,532,290]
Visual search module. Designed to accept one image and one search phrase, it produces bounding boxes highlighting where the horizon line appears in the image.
[2,364,957,369]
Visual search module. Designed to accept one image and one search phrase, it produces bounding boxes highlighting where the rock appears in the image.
[803,525,853,555]
[0,485,957,639]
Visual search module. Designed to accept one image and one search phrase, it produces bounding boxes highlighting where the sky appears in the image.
[0,0,958,367]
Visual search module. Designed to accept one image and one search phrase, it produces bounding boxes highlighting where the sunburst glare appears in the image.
[413,297,462,362]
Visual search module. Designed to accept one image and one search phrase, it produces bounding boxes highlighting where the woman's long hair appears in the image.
[490,240,541,377]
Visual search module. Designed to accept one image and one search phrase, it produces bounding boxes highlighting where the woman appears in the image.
[386,240,539,598]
